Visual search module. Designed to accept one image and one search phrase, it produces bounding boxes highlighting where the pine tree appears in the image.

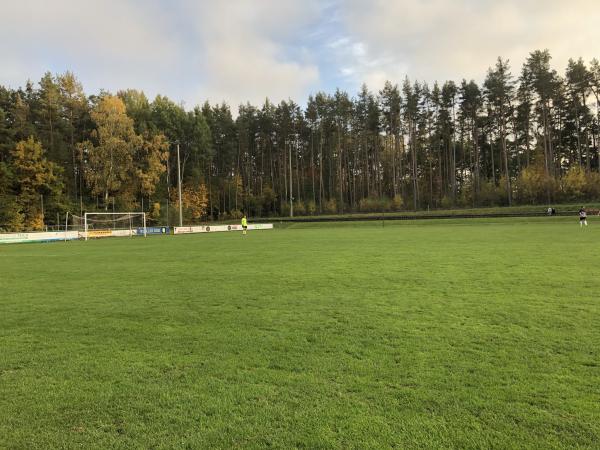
[485,58,515,205]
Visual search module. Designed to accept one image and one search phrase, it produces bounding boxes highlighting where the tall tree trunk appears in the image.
[365,135,370,198]
[473,122,480,204]
[319,128,324,213]
[525,116,531,167]
[411,121,418,210]
[296,141,301,204]
[451,103,457,200]
[501,127,512,206]
[283,143,288,200]
[490,133,496,185]
[311,129,316,203]
[338,126,344,214]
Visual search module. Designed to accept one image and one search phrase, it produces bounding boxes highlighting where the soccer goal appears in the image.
[78,212,147,241]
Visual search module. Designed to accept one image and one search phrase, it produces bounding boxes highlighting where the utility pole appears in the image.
[166,156,170,228]
[40,194,45,230]
[177,142,183,227]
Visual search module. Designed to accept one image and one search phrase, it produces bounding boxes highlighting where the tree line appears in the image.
[1,49,600,231]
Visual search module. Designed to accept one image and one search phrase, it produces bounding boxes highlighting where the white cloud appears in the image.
[0,0,322,111]
[0,0,181,95]
[336,0,600,89]
[187,0,321,109]
[329,37,351,49]
[351,42,367,58]
[1,0,598,109]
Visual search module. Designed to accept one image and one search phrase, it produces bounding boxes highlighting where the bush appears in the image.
[148,202,161,224]
[245,194,262,217]
[458,186,473,208]
[440,195,454,209]
[584,172,600,198]
[496,176,511,206]
[556,166,600,202]
[358,196,393,212]
[379,197,392,212]
[306,200,317,215]
[26,211,44,231]
[0,196,24,232]
[478,180,503,206]
[358,197,377,212]
[293,201,306,216]
[562,166,587,200]
[261,186,277,214]
[391,195,404,211]
[324,198,338,214]
[515,165,548,204]
[229,209,243,220]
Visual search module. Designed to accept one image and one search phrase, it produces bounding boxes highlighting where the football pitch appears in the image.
[1,218,599,449]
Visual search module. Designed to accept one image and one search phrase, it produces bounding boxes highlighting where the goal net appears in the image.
[68,212,147,240]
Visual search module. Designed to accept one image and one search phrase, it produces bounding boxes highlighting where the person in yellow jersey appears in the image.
[241,214,248,235]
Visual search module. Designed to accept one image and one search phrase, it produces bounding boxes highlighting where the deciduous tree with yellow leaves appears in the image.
[79,95,168,210]
[171,183,209,220]
[10,137,62,230]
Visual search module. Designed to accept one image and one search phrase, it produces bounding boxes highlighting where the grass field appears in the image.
[1,218,599,449]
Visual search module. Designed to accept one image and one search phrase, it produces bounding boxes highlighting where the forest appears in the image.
[1,49,599,231]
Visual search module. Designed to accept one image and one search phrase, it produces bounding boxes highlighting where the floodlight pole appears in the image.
[166,156,170,228]
[65,211,69,242]
[177,142,183,227]
[40,194,45,230]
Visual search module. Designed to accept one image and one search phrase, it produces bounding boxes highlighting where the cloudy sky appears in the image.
[1,0,598,109]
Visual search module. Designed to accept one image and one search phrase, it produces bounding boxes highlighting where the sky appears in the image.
[1,0,599,110]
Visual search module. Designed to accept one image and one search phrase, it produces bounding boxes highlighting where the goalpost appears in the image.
[82,212,147,241]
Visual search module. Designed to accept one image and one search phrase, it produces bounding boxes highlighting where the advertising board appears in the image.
[0,231,79,244]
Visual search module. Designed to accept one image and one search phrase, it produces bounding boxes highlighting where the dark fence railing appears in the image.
[253,210,578,224]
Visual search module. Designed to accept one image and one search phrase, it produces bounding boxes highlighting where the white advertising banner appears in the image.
[174,224,273,235]
[111,229,134,237]
[0,231,79,244]
[248,224,273,230]
[0,224,274,242]
[174,226,207,234]
[79,229,136,239]
[209,225,232,233]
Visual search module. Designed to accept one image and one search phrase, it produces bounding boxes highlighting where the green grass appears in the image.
[1,218,599,449]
